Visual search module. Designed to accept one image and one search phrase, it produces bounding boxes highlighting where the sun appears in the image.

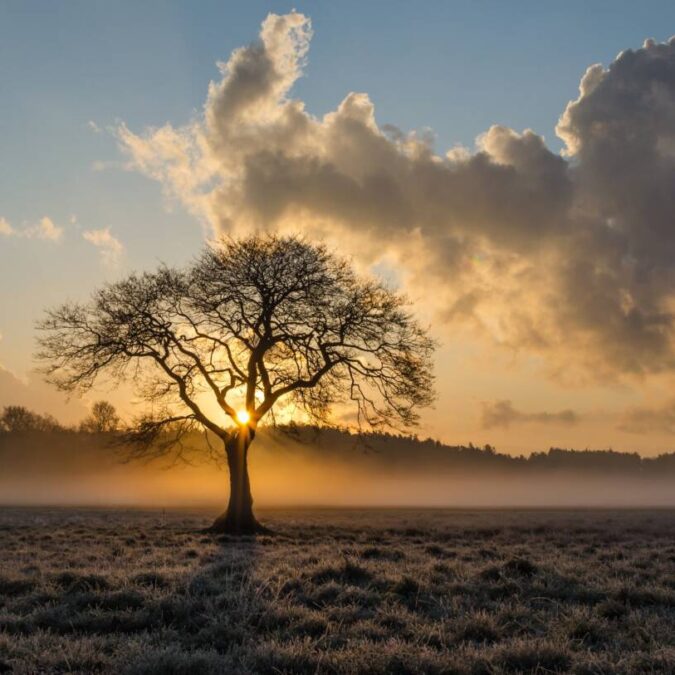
[236,409,251,425]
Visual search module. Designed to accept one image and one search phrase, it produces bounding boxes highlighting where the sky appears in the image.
[3,1,675,454]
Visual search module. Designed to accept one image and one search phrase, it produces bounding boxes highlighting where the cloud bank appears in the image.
[481,400,579,430]
[617,399,675,434]
[118,13,675,381]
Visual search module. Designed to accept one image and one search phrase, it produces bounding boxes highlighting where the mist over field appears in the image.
[2,429,674,508]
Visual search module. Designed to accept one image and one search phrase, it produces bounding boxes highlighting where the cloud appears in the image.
[0,216,63,241]
[0,217,14,236]
[27,216,63,241]
[82,227,124,267]
[617,400,675,434]
[481,400,579,430]
[117,15,675,381]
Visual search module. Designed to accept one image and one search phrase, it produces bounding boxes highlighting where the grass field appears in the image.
[0,508,673,674]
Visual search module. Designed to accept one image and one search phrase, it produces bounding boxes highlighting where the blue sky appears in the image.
[3,2,675,451]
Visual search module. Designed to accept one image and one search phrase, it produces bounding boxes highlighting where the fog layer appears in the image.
[1,429,673,508]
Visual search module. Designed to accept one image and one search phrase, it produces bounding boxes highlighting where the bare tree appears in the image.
[37,235,435,533]
[79,400,121,433]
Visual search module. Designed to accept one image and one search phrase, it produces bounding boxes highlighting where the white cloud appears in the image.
[0,216,63,241]
[0,217,14,236]
[82,227,124,266]
[27,216,63,241]
[116,15,675,381]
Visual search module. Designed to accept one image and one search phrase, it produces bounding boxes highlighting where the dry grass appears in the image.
[0,508,673,674]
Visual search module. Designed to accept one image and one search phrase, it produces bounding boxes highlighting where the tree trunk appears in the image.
[208,428,264,535]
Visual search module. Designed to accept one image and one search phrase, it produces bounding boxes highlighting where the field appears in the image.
[0,508,673,674]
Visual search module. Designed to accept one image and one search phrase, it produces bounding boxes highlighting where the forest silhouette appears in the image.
[2,408,674,474]
[2,404,674,509]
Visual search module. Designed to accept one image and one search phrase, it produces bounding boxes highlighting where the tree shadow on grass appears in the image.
[121,534,274,673]
[0,511,273,674]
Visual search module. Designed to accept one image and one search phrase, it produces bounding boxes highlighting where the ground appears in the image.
[0,508,673,674]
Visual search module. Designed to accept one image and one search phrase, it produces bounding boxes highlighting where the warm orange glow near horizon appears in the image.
[236,409,251,425]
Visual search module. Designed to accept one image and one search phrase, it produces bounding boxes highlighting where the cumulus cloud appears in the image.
[481,400,579,430]
[117,14,675,380]
[82,227,124,267]
[0,216,63,241]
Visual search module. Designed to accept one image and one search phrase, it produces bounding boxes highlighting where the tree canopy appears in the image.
[37,234,436,532]
[38,235,435,447]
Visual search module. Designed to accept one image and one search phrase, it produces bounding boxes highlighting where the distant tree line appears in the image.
[273,424,675,475]
[0,401,121,434]
[2,406,674,475]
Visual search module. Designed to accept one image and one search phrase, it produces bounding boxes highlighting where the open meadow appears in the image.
[0,508,673,674]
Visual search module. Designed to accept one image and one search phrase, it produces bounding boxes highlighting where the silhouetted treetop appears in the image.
[38,235,435,437]
[79,400,121,433]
